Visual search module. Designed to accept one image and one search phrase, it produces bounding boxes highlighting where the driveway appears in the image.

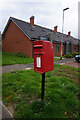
[61,61,80,68]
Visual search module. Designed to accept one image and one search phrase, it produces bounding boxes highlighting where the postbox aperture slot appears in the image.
[36,57,41,68]
[33,45,42,48]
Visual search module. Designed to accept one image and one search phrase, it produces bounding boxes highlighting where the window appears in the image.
[56,45,59,53]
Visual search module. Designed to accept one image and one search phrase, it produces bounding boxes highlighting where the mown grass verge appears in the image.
[2,51,34,66]
[2,65,80,119]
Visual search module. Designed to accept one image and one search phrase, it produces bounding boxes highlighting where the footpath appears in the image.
[1,58,79,119]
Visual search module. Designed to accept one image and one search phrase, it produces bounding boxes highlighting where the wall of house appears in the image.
[53,42,65,56]
[2,21,33,58]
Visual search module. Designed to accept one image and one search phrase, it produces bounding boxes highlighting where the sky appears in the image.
[0,0,80,39]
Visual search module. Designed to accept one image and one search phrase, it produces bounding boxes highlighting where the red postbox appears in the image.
[33,40,54,73]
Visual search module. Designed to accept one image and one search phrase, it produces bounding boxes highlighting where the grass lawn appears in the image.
[2,51,34,66]
[2,65,80,119]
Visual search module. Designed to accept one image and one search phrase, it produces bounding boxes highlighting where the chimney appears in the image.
[54,26,58,32]
[68,31,71,36]
[30,16,35,26]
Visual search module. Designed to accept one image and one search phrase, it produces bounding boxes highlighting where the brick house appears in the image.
[2,16,80,57]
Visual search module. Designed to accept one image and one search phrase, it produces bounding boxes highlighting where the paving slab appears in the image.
[0,101,13,119]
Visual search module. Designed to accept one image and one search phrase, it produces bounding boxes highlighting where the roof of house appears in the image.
[2,17,80,45]
[43,31,80,45]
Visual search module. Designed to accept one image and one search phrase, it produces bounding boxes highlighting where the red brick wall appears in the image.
[53,43,65,56]
[2,21,33,58]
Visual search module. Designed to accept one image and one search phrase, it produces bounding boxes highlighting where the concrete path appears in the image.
[2,63,34,73]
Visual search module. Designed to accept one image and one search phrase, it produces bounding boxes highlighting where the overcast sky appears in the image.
[0,0,80,38]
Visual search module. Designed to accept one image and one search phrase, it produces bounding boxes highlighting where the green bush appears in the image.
[64,53,73,58]
[64,52,80,58]
[72,52,80,57]
[72,52,77,57]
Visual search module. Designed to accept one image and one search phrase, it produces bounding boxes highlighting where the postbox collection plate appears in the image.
[36,57,41,68]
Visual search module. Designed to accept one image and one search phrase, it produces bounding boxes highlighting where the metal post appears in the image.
[60,10,64,60]
[41,73,45,100]
[60,7,69,60]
